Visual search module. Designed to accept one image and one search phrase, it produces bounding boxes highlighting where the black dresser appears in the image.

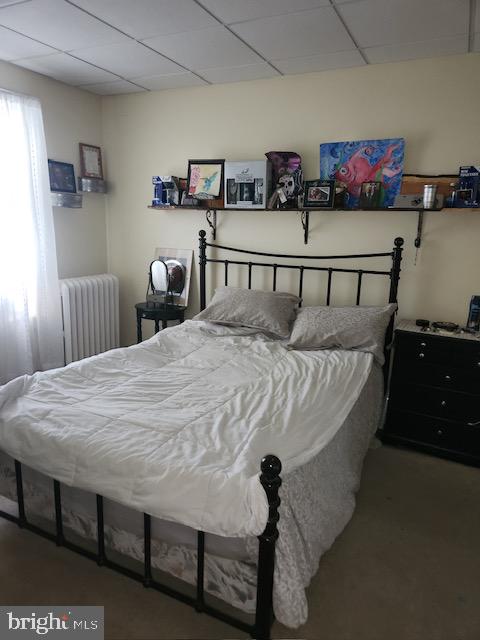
[383,320,480,466]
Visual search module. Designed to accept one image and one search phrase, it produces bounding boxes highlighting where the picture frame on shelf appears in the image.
[79,142,104,179]
[48,159,76,193]
[303,179,335,208]
[359,181,382,208]
[187,159,224,207]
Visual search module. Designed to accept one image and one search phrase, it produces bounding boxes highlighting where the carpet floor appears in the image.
[0,445,479,640]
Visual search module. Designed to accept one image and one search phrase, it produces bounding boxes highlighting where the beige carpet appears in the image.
[0,445,479,640]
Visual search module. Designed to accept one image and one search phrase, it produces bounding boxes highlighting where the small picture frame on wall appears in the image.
[79,142,104,179]
[303,179,335,208]
[48,159,76,193]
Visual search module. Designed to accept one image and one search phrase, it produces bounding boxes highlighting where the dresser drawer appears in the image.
[395,332,480,368]
[385,410,480,456]
[391,360,480,395]
[390,384,480,423]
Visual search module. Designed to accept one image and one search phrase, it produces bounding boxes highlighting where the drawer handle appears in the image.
[467,420,480,428]
[444,375,451,381]
[436,429,444,436]
[418,352,425,358]
[440,400,447,407]
[420,342,427,347]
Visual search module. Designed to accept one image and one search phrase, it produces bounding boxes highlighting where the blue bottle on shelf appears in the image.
[467,295,480,331]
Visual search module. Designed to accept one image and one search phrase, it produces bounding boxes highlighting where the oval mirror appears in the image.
[150,260,168,293]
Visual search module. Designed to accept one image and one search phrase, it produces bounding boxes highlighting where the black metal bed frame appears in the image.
[0,231,403,640]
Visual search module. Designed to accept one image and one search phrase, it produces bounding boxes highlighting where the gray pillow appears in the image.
[287,304,397,364]
[193,286,300,338]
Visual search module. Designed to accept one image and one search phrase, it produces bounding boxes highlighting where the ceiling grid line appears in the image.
[0,20,147,89]
[192,0,284,75]
[328,0,368,64]
[468,0,476,51]
[65,0,212,85]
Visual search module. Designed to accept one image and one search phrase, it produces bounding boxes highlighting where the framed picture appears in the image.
[153,248,193,307]
[359,181,383,208]
[48,159,76,193]
[79,143,104,179]
[303,179,335,208]
[187,159,224,200]
[320,137,404,208]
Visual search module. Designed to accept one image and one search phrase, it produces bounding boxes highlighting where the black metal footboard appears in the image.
[0,454,282,640]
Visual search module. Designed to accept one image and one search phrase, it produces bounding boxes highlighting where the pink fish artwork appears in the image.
[320,138,405,207]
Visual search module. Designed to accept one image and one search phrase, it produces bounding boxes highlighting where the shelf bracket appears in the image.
[300,210,309,244]
[415,210,424,249]
[205,209,217,241]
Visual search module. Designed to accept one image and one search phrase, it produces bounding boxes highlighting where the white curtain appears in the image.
[0,88,64,384]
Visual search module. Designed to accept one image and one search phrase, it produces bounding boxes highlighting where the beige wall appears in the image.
[0,60,107,278]
[103,53,480,346]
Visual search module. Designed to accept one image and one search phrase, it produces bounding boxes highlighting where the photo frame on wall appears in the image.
[303,179,335,208]
[48,159,76,193]
[187,159,224,207]
[79,143,104,179]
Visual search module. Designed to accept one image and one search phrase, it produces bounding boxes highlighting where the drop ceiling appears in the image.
[0,0,477,95]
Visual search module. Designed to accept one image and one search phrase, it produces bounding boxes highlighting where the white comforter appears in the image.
[0,320,373,538]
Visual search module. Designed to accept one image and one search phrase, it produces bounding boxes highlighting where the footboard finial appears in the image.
[254,455,282,640]
[259,454,281,543]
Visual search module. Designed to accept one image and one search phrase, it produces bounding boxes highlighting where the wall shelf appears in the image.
[52,192,83,208]
[147,204,476,245]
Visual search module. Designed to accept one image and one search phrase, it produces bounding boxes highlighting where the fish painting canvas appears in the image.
[320,138,405,208]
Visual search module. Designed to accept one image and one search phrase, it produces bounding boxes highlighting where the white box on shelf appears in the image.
[224,161,271,209]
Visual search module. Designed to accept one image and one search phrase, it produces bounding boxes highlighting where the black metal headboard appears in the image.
[198,229,404,373]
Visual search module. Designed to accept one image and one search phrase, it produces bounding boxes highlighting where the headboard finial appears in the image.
[394,237,404,248]
[199,229,206,239]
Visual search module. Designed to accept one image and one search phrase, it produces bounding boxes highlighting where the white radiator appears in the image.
[59,274,120,364]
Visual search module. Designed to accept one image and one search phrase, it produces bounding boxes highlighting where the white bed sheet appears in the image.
[0,320,373,538]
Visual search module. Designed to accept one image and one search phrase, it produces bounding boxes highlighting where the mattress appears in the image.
[0,320,373,538]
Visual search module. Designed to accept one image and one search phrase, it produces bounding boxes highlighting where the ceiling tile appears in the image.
[82,79,146,95]
[0,0,128,50]
[71,41,183,78]
[231,7,355,59]
[200,0,329,24]
[274,49,365,74]
[0,25,57,60]
[13,52,120,85]
[69,0,217,39]
[339,0,469,48]
[364,35,467,64]
[131,71,207,90]
[143,26,261,70]
[198,61,278,83]
[0,0,33,6]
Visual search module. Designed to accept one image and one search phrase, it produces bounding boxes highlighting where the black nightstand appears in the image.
[135,302,185,343]
[382,320,480,466]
